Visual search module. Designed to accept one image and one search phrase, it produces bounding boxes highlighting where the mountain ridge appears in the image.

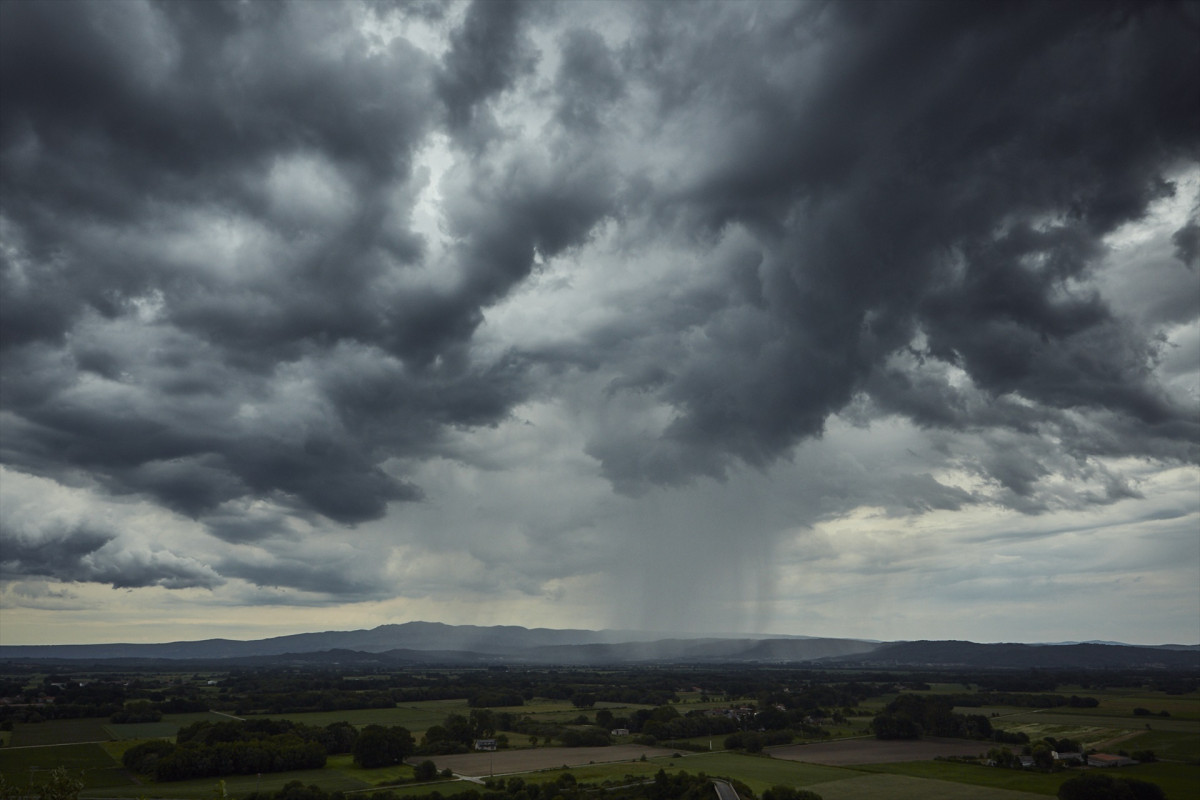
[1,623,1196,668]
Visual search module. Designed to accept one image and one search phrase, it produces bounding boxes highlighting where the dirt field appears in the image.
[768,737,990,766]
[411,745,679,777]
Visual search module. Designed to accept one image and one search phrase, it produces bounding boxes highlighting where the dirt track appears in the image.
[768,737,990,765]
[411,745,680,777]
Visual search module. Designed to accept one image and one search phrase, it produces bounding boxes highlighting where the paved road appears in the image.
[713,779,740,800]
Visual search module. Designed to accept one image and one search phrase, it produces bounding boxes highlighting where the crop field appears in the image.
[669,752,852,792]
[416,744,679,777]
[9,719,112,747]
[254,705,461,734]
[1110,763,1200,800]
[768,737,991,766]
[83,766,367,800]
[1117,728,1200,761]
[852,761,1065,794]
[0,743,124,790]
[804,773,1046,800]
[104,711,234,740]
[3,675,1197,800]
[325,752,417,784]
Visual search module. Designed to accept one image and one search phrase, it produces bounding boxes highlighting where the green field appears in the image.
[84,766,367,800]
[104,711,235,741]
[806,773,1046,800]
[853,760,1065,795]
[247,699,469,731]
[8,719,114,748]
[1118,728,1200,761]
[666,752,853,792]
[3,684,1197,800]
[0,743,126,790]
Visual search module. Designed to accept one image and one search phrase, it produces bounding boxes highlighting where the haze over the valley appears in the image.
[1,0,1197,647]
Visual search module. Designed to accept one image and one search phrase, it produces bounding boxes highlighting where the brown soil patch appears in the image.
[768,737,990,766]
[410,745,679,777]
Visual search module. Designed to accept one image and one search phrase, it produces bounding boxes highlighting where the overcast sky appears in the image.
[1,0,1198,648]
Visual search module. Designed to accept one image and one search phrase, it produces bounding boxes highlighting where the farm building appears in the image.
[474,739,497,751]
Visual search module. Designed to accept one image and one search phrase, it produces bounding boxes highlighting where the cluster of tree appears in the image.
[1056,773,1165,800]
[0,767,84,800]
[126,736,326,781]
[0,673,212,725]
[1131,707,1171,717]
[871,695,1000,741]
[122,719,367,781]
[109,700,163,724]
[353,725,415,768]
[559,728,612,747]
[1,702,124,722]
[723,730,795,752]
[232,690,397,715]
[418,711,503,755]
[593,704,743,743]
[468,690,525,708]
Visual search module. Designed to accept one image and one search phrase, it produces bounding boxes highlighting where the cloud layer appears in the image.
[1,0,1197,643]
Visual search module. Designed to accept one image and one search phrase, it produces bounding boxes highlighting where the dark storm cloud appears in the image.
[436,0,532,141]
[1,0,1198,604]
[581,0,1200,493]
[0,0,576,533]
[216,557,386,600]
[0,520,220,589]
[1175,221,1200,269]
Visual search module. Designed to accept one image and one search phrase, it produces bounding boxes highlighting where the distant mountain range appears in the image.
[1,622,1196,669]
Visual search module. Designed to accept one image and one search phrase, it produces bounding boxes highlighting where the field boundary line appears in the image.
[208,710,245,721]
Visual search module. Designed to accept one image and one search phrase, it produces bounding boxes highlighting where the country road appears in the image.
[712,779,740,800]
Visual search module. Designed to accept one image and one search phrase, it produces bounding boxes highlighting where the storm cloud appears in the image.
[1,0,1197,641]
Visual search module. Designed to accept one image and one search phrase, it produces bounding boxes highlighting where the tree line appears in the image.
[121,719,414,781]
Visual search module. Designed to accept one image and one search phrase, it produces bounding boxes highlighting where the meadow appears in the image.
[1,671,1197,800]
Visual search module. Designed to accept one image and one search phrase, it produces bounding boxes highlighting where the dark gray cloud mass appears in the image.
[1,0,1197,603]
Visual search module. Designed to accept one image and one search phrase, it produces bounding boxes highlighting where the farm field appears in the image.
[768,737,990,766]
[83,766,367,800]
[1117,728,1200,761]
[805,773,1046,800]
[2,673,1197,800]
[414,744,679,777]
[9,719,112,748]
[669,752,853,792]
[0,743,127,790]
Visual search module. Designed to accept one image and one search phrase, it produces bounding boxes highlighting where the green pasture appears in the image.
[1115,762,1200,800]
[84,767,367,799]
[0,743,126,790]
[852,760,1064,795]
[806,773,1047,800]
[1058,694,1200,722]
[665,751,853,792]
[255,700,470,734]
[105,711,233,741]
[9,719,112,747]
[1119,728,1200,761]
[326,753,418,785]
[849,759,1198,800]
[519,760,664,785]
